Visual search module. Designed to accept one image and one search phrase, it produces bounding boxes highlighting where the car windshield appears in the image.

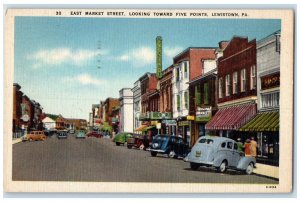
[154,136,168,141]
[199,138,214,144]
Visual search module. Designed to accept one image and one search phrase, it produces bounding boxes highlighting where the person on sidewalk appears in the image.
[244,139,252,157]
[236,138,244,152]
[250,136,258,158]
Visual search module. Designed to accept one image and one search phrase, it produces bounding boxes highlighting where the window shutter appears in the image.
[195,85,201,106]
[204,82,209,104]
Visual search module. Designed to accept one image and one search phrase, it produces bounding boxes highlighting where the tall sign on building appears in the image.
[156,36,162,79]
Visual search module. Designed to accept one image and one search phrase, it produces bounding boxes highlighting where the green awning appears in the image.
[144,126,155,131]
[239,111,279,132]
[101,125,112,132]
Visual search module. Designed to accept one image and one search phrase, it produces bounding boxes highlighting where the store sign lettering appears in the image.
[196,106,212,122]
[261,73,280,90]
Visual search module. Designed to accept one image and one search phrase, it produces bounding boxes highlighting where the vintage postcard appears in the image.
[4,8,294,193]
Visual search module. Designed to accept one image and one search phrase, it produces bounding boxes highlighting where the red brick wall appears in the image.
[218,38,257,103]
[189,49,216,81]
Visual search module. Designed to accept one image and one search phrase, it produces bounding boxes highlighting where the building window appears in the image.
[233,71,238,94]
[177,94,180,111]
[241,68,246,92]
[204,82,209,104]
[195,85,201,106]
[218,77,223,98]
[250,65,256,90]
[225,74,231,96]
[184,61,188,79]
[176,68,180,82]
[261,91,280,109]
[184,91,188,109]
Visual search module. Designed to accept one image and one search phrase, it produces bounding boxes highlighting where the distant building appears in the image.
[42,116,56,130]
[132,80,141,131]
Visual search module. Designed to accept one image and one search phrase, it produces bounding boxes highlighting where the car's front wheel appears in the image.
[127,145,132,149]
[116,142,120,146]
[245,162,254,175]
[168,150,176,158]
[151,151,157,157]
[190,162,200,170]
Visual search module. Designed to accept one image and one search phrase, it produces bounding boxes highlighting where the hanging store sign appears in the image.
[178,121,189,126]
[195,106,212,122]
[149,111,172,120]
[261,72,280,90]
[162,120,177,126]
[187,115,195,121]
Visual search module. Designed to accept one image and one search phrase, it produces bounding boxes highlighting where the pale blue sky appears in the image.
[14,17,281,120]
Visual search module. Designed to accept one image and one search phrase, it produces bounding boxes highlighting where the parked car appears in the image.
[76,130,86,139]
[127,133,145,149]
[148,135,189,158]
[57,130,68,139]
[87,131,102,138]
[22,131,47,141]
[184,136,256,175]
[113,132,134,146]
[69,129,75,134]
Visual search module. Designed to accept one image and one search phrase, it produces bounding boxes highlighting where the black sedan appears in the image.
[148,135,189,158]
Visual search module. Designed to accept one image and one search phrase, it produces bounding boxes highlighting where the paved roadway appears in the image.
[13,134,278,183]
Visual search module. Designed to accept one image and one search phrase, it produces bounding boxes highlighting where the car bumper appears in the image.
[147,148,166,153]
[183,154,213,165]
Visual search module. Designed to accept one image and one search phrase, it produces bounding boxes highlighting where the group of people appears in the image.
[236,137,257,158]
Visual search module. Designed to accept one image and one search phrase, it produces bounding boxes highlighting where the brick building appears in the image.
[206,36,257,138]
[172,47,216,143]
[13,83,23,132]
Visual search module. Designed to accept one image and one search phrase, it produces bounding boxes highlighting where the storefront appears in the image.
[239,111,279,166]
[192,106,213,145]
[205,103,257,138]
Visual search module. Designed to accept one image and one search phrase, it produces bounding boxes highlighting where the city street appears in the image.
[13,135,278,184]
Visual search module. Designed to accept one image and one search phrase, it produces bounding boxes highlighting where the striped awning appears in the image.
[205,103,257,130]
[134,125,147,132]
[239,111,279,132]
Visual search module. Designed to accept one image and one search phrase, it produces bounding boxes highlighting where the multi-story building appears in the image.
[159,65,175,135]
[206,36,257,139]
[13,83,23,132]
[188,42,228,146]
[172,47,216,142]
[119,88,134,133]
[240,31,280,166]
[20,95,35,131]
[99,98,120,132]
[132,80,142,131]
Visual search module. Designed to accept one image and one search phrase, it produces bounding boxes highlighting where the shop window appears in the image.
[233,71,238,94]
[250,65,257,90]
[261,91,280,109]
[257,132,279,162]
[241,68,246,92]
[225,74,231,96]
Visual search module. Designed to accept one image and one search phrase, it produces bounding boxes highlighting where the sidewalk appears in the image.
[253,163,279,180]
[12,138,22,144]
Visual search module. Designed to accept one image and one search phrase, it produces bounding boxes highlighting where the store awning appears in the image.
[205,103,257,130]
[239,111,279,132]
[145,125,155,130]
[134,125,147,132]
[101,124,112,132]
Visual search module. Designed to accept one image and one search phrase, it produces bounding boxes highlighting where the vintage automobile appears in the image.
[113,132,134,146]
[86,131,102,138]
[127,133,145,149]
[22,131,47,141]
[76,130,86,139]
[69,129,76,134]
[57,130,68,139]
[184,136,256,175]
[148,135,189,158]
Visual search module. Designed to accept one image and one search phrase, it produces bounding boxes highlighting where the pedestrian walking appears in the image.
[250,136,258,158]
[244,139,252,156]
[236,138,244,152]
